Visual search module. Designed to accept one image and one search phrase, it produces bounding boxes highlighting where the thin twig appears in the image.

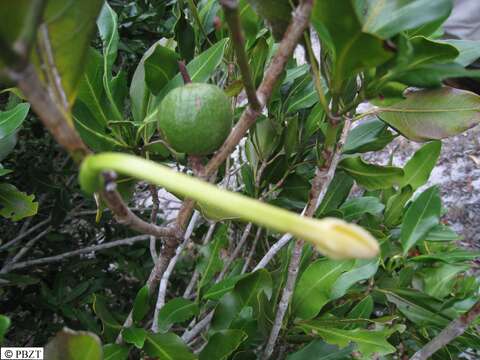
[410,300,480,360]
[182,311,215,343]
[263,117,352,358]
[3,235,150,272]
[152,211,200,333]
[242,227,262,273]
[1,227,52,273]
[149,185,160,261]
[183,222,217,299]
[0,217,51,251]
[216,222,253,281]
[263,239,303,359]
[220,0,261,110]
[178,60,192,84]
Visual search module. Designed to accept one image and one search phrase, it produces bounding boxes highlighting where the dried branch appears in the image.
[263,117,352,358]
[182,311,215,343]
[0,217,51,251]
[3,235,150,272]
[1,227,52,273]
[217,222,253,281]
[220,0,261,110]
[241,227,262,273]
[152,211,200,333]
[149,185,160,261]
[183,222,217,299]
[410,300,480,360]
[263,238,303,359]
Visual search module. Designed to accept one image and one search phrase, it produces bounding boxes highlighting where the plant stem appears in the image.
[263,238,303,359]
[152,211,200,333]
[178,60,192,84]
[4,235,150,271]
[220,0,261,110]
[410,300,480,360]
[1,227,51,273]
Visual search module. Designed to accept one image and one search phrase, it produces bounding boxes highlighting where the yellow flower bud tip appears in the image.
[305,217,379,259]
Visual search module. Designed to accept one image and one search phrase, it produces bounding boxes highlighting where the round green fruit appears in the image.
[157,83,233,155]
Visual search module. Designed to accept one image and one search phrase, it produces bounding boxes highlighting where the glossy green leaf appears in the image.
[249,37,269,87]
[203,274,249,301]
[0,103,30,140]
[33,0,104,105]
[175,11,195,63]
[132,285,150,323]
[0,1,31,50]
[339,157,404,191]
[246,0,292,41]
[360,0,452,39]
[237,0,259,43]
[330,259,379,300]
[285,75,319,114]
[92,295,121,342]
[287,340,353,360]
[348,295,374,320]
[316,172,354,216]
[97,2,118,80]
[199,330,247,360]
[211,269,272,331]
[379,87,480,142]
[248,117,281,161]
[339,197,384,221]
[149,38,228,113]
[97,2,123,120]
[313,0,392,93]
[425,224,462,242]
[384,35,459,86]
[394,63,480,88]
[144,332,195,360]
[440,39,480,66]
[0,315,10,344]
[144,45,179,95]
[157,298,199,333]
[293,259,353,320]
[75,48,110,127]
[122,327,146,349]
[130,41,160,123]
[45,328,102,360]
[0,134,17,162]
[422,264,470,298]
[197,224,229,292]
[343,118,395,154]
[103,344,128,360]
[384,186,413,227]
[0,183,38,221]
[305,103,326,138]
[296,323,401,357]
[400,141,441,189]
[401,186,441,254]
[0,103,29,161]
[381,288,454,327]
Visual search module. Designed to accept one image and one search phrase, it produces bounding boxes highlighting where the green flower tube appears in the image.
[79,153,379,259]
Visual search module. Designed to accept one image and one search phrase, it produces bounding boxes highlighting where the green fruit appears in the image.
[157,83,233,155]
